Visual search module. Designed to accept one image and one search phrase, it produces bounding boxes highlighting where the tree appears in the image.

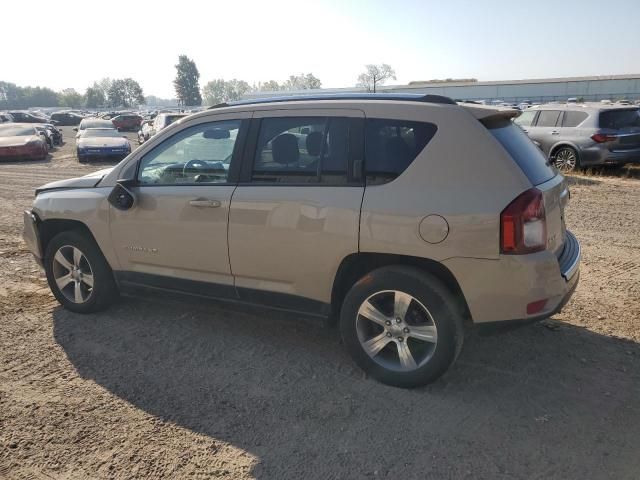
[357,64,396,93]
[202,79,251,105]
[107,78,145,108]
[97,78,112,102]
[283,73,321,90]
[58,88,84,108]
[174,55,202,106]
[85,84,105,108]
[259,80,282,92]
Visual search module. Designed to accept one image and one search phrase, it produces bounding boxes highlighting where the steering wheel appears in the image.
[183,159,207,177]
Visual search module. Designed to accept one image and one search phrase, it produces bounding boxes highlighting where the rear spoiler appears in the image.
[461,103,521,127]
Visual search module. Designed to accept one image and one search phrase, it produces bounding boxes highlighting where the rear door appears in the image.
[228,109,365,313]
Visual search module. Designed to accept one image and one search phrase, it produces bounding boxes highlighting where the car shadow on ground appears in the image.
[52,295,640,479]
[0,154,52,165]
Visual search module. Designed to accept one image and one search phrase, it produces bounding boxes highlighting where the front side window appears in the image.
[138,120,240,185]
[536,110,561,127]
[252,117,350,184]
[365,119,437,185]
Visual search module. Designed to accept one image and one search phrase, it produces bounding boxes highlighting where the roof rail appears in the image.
[208,93,456,109]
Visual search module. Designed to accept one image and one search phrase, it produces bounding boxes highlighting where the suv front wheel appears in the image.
[44,230,118,313]
[340,266,464,388]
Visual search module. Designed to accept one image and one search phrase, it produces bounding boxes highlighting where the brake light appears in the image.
[500,188,546,254]
[591,133,617,143]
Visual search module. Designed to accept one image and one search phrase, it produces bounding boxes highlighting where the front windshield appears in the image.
[81,128,120,138]
[0,125,36,136]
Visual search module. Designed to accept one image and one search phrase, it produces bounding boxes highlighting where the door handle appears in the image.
[522,129,528,133]
[189,198,221,208]
[551,130,560,135]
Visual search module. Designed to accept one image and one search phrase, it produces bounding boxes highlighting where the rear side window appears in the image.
[252,116,352,184]
[562,111,588,127]
[365,119,437,185]
[490,122,555,186]
[599,109,640,129]
[536,110,561,127]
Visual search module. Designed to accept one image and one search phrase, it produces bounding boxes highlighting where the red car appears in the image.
[111,114,142,131]
[0,124,48,161]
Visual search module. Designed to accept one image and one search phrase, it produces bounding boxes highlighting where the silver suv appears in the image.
[514,103,640,171]
[23,94,581,388]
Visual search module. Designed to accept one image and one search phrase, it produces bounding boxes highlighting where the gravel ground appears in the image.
[1,126,639,479]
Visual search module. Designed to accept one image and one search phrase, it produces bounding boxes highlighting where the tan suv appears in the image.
[23,94,580,388]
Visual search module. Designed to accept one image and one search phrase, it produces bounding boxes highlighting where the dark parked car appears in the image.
[137,119,154,144]
[111,114,142,131]
[34,125,54,149]
[42,124,63,146]
[0,123,48,160]
[514,103,640,171]
[8,111,49,124]
[50,112,83,126]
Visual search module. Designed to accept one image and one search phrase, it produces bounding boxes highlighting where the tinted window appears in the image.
[599,109,640,129]
[138,120,240,185]
[365,119,437,185]
[252,117,351,184]
[514,110,537,127]
[490,122,555,185]
[536,110,561,127]
[561,111,588,127]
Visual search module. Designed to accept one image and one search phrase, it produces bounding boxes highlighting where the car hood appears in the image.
[0,135,39,147]
[78,137,129,148]
[35,167,114,195]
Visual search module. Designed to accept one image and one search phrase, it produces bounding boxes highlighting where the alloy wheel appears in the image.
[554,148,577,172]
[52,245,94,303]
[356,290,438,372]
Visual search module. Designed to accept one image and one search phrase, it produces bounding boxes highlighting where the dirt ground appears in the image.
[1,126,639,479]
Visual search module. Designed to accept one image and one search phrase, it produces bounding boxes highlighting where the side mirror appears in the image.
[108,179,136,211]
[73,127,78,132]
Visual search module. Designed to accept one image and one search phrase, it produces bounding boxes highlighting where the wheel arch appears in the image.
[330,252,472,325]
[549,142,581,163]
[38,218,100,259]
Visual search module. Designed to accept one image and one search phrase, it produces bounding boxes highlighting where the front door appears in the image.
[109,114,249,296]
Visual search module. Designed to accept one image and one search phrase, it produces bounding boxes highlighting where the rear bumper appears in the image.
[580,145,640,166]
[443,230,581,324]
[23,210,43,267]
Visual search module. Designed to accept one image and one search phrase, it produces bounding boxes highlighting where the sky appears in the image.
[2,0,640,98]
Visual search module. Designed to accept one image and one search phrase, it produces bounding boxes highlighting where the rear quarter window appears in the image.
[365,119,437,185]
[490,122,555,185]
[562,111,588,127]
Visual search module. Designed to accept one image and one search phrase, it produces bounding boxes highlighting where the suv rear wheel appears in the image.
[44,230,118,313]
[553,146,579,172]
[339,266,464,388]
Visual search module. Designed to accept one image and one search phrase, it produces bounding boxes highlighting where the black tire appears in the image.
[339,266,464,388]
[44,230,118,313]
[78,154,87,163]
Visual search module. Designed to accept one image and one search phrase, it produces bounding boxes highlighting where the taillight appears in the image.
[500,188,546,254]
[591,133,617,143]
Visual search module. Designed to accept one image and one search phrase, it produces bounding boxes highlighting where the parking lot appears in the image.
[0,126,639,479]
